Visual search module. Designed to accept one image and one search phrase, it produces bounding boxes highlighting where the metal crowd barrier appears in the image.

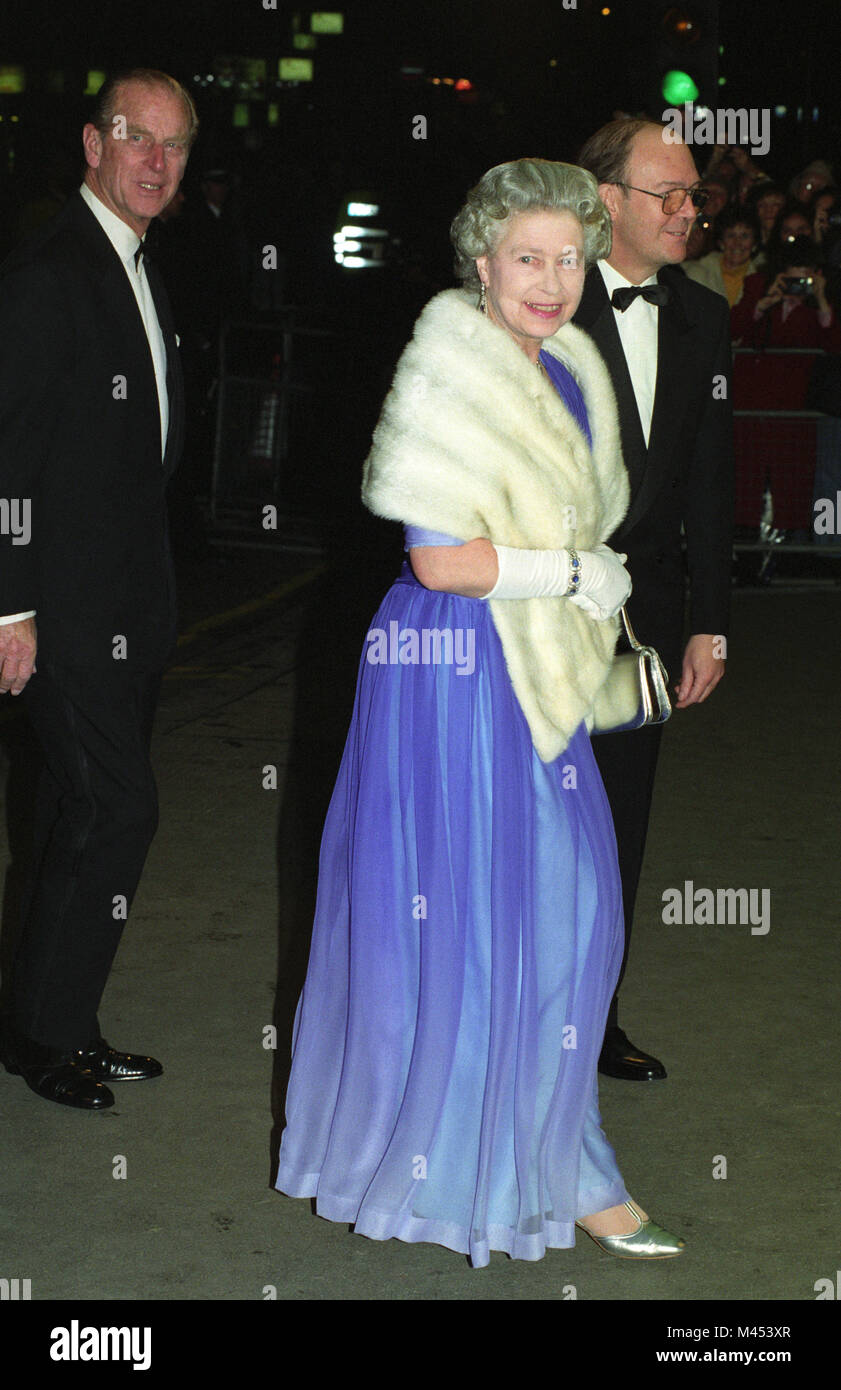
[732,347,841,560]
[209,312,379,549]
[209,328,841,563]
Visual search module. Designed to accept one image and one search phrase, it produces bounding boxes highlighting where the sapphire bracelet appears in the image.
[566,549,582,596]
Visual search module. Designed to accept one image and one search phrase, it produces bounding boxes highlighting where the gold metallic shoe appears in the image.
[575,1201,685,1259]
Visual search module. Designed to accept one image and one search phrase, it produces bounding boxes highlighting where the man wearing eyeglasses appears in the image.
[574,118,734,1083]
[0,70,195,1110]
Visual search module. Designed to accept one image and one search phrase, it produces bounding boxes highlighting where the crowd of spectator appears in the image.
[681,145,841,547]
[682,144,841,352]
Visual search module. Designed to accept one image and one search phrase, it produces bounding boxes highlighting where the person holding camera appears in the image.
[730,236,841,349]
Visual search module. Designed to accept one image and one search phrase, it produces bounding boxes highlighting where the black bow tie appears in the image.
[134,234,156,269]
[611,283,672,312]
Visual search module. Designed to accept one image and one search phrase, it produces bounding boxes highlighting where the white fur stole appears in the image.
[362,288,630,762]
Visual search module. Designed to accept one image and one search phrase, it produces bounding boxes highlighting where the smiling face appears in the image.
[599,124,700,282]
[475,208,586,362]
[720,222,756,269]
[82,80,191,236]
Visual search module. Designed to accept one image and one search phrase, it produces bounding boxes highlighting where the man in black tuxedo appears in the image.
[0,70,195,1108]
[574,119,734,1080]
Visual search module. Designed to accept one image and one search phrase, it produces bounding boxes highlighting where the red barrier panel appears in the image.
[733,350,823,530]
[732,350,821,411]
[733,416,819,528]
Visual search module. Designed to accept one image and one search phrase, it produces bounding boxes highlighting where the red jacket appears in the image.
[730,271,841,350]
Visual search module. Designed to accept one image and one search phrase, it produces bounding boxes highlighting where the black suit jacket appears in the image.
[0,191,184,673]
[573,264,734,673]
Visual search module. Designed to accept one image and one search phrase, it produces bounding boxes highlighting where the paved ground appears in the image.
[0,542,838,1326]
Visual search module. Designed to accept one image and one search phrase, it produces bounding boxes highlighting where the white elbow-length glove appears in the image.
[483,542,631,620]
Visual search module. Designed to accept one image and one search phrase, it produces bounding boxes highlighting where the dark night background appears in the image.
[2,0,839,284]
[1,0,839,534]
[0,5,839,1323]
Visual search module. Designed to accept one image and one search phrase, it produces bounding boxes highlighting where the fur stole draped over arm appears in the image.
[361,288,630,763]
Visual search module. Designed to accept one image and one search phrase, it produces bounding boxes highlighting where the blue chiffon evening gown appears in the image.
[275,351,631,1266]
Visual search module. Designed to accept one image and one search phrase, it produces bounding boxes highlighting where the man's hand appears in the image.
[674,633,725,709]
[0,617,37,695]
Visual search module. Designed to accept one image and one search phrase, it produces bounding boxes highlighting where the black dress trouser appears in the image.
[592,719,665,1035]
[8,660,162,1056]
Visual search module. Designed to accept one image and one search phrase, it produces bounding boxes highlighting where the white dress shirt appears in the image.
[597,260,661,448]
[0,187,171,628]
[80,181,169,457]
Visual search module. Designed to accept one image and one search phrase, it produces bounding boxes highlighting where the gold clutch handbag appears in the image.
[591,606,672,736]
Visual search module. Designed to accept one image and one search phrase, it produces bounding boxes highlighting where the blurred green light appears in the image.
[279,57,313,81]
[311,12,343,33]
[85,69,106,96]
[662,69,699,104]
[0,66,26,94]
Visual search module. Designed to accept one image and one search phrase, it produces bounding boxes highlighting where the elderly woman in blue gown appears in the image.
[274,159,685,1268]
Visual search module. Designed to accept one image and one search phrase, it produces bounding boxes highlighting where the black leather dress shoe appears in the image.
[75,1036,163,1082]
[0,1030,114,1110]
[598,1026,667,1081]
[19,1061,115,1109]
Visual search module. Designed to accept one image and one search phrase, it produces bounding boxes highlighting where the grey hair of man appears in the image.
[451,158,612,292]
[577,117,670,192]
[90,68,200,147]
